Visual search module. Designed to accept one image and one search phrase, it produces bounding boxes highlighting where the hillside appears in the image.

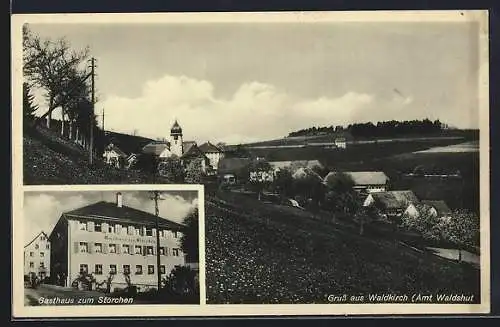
[205,192,480,304]
[23,126,160,185]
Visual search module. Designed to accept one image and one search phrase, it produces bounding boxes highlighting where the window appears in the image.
[145,228,153,236]
[109,244,117,254]
[79,222,87,231]
[148,265,154,275]
[123,265,130,275]
[108,225,114,233]
[95,222,102,232]
[29,262,34,268]
[159,247,165,255]
[40,235,45,241]
[95,264,103,275]
[160,265,166,274]
[146,246,154,255]
[40,262,44,268]
[40,252,44,258]
[94,243,103,253]
[29,252,34,257]
[122,244,130,254]
[79,242,88,253]
[109,264,117,275]
[46,244,50,250]
[172,248,180,257]
[134,245,142,255]
[174,231,179,238]
[134,227,141,236]
[80,264,88,274]
[135,265,143,275]
[35,244,39,249]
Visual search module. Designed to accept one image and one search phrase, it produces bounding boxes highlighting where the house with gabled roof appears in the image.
[48,192,187,292]
[102,131,154,169]
[363,190,419,218]
[324,171,390,194]
[404,200,453,219]
[24,231,51,280]
[198,141,224,172]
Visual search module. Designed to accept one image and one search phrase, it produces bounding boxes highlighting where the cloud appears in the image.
[99,74,416,144]
[23,191,197,244]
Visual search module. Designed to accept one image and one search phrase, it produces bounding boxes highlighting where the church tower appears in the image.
[170,119,183,157]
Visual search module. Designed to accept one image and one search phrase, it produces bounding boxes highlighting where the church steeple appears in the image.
[169,119,183,157]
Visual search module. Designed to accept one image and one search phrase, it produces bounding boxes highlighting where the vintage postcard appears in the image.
[11,10,490,317]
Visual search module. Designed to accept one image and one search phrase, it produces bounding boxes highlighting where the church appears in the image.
[142,120,224,174]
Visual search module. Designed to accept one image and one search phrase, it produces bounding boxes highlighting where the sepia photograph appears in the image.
[21,188,201,306]
[12,10,489,316]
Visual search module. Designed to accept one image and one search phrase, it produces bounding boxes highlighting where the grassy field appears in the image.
[205,192,480,304]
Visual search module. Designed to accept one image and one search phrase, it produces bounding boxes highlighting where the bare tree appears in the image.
[23,24,91,128]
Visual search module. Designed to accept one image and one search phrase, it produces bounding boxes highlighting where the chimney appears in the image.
[116,192,123,208]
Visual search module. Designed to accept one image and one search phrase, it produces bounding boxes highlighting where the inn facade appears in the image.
[49,193,187,292]
[24,231,51,280]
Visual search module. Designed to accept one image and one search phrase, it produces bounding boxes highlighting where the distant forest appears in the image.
[288,119,447,138]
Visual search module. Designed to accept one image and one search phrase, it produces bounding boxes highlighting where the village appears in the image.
[20,22,482,305]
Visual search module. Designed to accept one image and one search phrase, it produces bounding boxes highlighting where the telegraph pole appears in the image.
[102,107,105,133]
[89,57,97,165]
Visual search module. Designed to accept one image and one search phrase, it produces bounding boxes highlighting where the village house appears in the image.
[102,131,154,169]
[404,200,452,219]
[363,190,420,219]
[324,171,390,194]
[48,192,186,292]
[141,120,212,173]
[268,160,324,176]
[24,231,51,281]
[217,157,252,184]
[198,142,224,173]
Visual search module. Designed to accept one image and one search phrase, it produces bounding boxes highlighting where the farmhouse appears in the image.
[363,190,419,218]
[324,171,389,194]
[48,192,186,292]
[218,157,252,184]
[198,142,224,172]
[405,200,452,219]
[24,231,51,281]
[102,131,154,169]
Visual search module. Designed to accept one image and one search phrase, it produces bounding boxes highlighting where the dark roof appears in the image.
[104,131,154,155]
[63,201,184,230]
[142,141,169,156]
[370,191,419,210]
[198,142,223,154]
[421,200,452,215]
[171,120,182,134]
[183,141,197,154]
[24,231,49,248]
[218,157,251,174]
[181,144,207,159]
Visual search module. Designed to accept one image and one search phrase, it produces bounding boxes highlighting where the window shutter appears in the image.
[152,246,156,255]
[102,223,109,233]
[88,221,95,232]
[116,224,121,234]
[88,243,94,254]
[116,244,121,254]
[103,243,108,254]
[165,247,169,256]
[130,244,135,255]
[128,226,133,235]
[143,246,147,256]
[74,242,79,254]
[86,221,92,231]
[152,228,157,237]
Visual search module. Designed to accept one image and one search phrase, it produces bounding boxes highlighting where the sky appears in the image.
[26,20,481,144]
[23,190,198,244]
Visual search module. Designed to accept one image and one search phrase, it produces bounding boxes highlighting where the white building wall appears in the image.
[67,219,185,291]
[24,234,51,279]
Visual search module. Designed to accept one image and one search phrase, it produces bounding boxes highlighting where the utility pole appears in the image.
[153,191,163,291]
[89,57,97,165]
[102,107,105,133]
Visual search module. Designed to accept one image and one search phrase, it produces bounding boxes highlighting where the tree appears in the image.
[437,210,480,262]
[272,168,294,197]
[23,24,91,128]
[162,266,198,297]
[157,156,185,183]
[184,158,204,184]
[353,206,378,236]
[323,172,359,215]
[23,82,38,128]
[180,208,199,263]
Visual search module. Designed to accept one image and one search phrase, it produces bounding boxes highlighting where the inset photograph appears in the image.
[22,188,201,306]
